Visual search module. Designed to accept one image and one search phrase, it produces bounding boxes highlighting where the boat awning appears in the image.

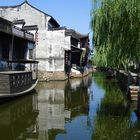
[7,59,39,64]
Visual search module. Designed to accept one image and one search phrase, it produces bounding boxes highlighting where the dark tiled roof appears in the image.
[48,26,67,31]
[0,0,60,27]
[13,19,25,25]
[65,29,88,39]
[22,25,38,31]
[49,17,60,28]
[0,17,12,25]
[0,17,34,41]
[7,59,38,64]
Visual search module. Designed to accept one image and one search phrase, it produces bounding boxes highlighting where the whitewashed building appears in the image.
[0,0,89,81]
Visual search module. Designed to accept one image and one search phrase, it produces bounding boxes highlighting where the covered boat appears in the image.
[0,17,38,98]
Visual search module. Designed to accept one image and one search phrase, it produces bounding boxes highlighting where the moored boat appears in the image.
[0,17,38,98]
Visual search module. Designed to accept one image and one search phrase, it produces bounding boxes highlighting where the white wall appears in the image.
[45,30,66,71]
[0,2,69,72]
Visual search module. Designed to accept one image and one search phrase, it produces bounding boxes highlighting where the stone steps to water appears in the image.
[130,90,139,94]
[131,94,138,101]
[129,86,140,101]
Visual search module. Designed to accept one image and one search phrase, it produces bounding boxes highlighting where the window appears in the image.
[29,49,33,59]
[49,57,53,69]
[0,10,5,17]
[48,23,53,30]
[49,45,52,53]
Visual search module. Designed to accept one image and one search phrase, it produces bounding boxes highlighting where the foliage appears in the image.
[91,0,140,70]
[92,72,132,140]
[92,115,130,140]
[93,72,128,117]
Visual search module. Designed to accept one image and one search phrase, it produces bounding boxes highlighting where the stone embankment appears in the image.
[38,67,95,82]
[116,70,140,101]
[116,70,138,90]
[38,71,67,81]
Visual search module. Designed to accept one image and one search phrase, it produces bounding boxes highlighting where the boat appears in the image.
[0,17,38,98]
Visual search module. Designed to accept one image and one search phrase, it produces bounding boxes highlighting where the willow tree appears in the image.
[91,0,140,70]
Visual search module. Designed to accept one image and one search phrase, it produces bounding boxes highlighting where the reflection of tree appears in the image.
[93,72,116,92]
[92,72,131,140]
[129,99,140,139]
[97,88,128,116]
[64,75,92,119]
[0,94,39,140]
[93,116,130,140]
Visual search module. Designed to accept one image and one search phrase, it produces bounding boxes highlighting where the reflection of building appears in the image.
[37,75,92,140]
[0,94,38,140]
[65,76,92,118]
[37,81,70,140]
[0,75,92,140]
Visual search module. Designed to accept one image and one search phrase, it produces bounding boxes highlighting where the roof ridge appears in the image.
[22,1,60,27]
[67,28,88,37]
[65,29,89,40]
[0,1,60,27]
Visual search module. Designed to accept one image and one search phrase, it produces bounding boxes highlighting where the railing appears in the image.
[0,71,33,94]
[0,59,38,94]
[9,71,32,93]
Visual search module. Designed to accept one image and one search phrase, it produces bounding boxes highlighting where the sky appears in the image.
[0,0,93,45]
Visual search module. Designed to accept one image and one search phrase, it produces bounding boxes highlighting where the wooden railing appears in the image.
[9,71,32,93]
[0,71,33,94]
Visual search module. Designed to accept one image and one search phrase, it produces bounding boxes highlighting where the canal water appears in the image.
[0,72,140,140]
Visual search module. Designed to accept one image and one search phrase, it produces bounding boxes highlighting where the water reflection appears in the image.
[65,77,92,118]
[129,100,140,140]
[0,75,92,140]
[37,80,69,140]
[92,73,130,140]
[1,72,140,140]
[0,94,38,140]
[36,75,92,140]
[92,72,140,140]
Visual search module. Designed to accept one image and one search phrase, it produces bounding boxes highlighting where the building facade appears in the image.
[0,1,89,80]
[0,17,36,71]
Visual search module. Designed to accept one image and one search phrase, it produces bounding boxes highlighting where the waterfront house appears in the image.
[65,29,89,74]
[0,17,38,97]
[0,0,90,80]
